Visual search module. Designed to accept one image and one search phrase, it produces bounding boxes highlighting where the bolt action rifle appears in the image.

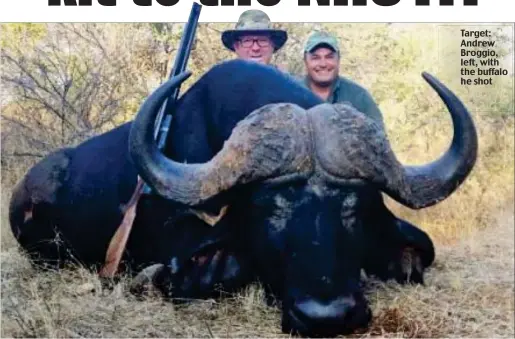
[100,2,202,278]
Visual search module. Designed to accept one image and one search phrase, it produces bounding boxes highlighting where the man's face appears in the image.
[304,46,340,87]
[233,34,275,65]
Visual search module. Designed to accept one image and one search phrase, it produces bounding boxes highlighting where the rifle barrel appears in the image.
[154,2,202,145]
[143,2,201,194]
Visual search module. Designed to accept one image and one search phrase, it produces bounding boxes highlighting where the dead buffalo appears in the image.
[9,59,477,336]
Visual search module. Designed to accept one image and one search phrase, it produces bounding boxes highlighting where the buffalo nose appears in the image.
[282,296,371,337]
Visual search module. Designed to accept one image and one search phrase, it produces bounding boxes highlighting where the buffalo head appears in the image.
[128,70,477,336]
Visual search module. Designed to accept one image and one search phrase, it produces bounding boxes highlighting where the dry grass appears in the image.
[1,202,513,338]
[359,209,514,338]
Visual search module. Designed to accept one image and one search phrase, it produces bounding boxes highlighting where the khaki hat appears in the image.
[304,31,340,54]
[222,10,288,52]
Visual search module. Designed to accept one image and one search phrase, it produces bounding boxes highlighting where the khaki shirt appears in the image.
[298,75,385,131]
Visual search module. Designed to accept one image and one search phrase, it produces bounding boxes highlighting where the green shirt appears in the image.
[298,75,385,131]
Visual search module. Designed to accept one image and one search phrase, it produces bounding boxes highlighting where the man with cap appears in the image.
[301,31,385,130]
[221,9,288,66]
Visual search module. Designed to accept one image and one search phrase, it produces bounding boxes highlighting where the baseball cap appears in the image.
[304,31,340,54]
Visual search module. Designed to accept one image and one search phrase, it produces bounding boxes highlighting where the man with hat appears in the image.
[301,31,385,130]
[221,9,288,66]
